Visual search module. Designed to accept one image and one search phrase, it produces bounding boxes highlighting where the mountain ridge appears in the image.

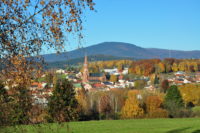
[42,42,200,62]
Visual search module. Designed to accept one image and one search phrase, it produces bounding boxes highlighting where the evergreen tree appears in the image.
[48,79,78,122]
[154,74,159,85]
[12,86,32,125]
[164,85,184,117]
[0,81,11,126]
[0,84,32,126]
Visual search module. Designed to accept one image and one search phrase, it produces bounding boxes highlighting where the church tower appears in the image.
[82,54,89,83]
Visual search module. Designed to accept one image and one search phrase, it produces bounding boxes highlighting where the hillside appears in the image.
[45,55,134,69]
[43,42,200,62]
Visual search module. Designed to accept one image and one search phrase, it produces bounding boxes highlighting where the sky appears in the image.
[65,0,200,51]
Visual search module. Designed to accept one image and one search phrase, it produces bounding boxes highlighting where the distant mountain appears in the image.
[43,42,200,62]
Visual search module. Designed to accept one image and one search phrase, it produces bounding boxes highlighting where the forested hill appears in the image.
[45,55,134,69]
[43,42,200,62]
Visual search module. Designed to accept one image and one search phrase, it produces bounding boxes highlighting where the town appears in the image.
[27,56,200,107]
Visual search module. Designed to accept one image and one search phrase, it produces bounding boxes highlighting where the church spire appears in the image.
[84,53,88,66]
[82,54,89,83]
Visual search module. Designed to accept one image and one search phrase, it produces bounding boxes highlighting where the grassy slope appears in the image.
[2,118,200,133]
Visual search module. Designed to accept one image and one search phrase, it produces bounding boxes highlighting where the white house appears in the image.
[56,69,65,74]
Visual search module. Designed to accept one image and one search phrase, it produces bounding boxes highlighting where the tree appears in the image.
[48,79,78,122]
[172,63,179,72]
[99,94,112,119]
[134,80,146,90]
[164,85,184,117]
[0,0,95,86]
[157,62,165,73]
[11,86,32,125]
[145,95,168,118]
[110,75,118,83]
[45,72,54,84]
[154,74,159,85]
[0,81,11,126]
[76,88,90,121]
[0,83,33,126]
[179,84,200,106]
[121,90,144,119]
[161,80,169,93]
[146,96,162,112]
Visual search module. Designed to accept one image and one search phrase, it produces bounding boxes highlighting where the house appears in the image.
[104,68,118,74]
[83,83,92,91]
[89,73,106,82]
[30,82,43,90]
[195,72,200,82]
[56,69,65,74]
[122,68,129,75]
[175,71,186,77]
[73,83,82,92]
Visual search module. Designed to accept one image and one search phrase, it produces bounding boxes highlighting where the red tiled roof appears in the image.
[31,82,43,88]
[92,83,105,88]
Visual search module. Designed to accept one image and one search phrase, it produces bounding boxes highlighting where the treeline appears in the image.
[0,79,78,126]
[129,58,200,76]
[1,80,200,127]
[45,55,134,69]
[87,58,200,75]
[88,60,132,73]
[77,84,200,120]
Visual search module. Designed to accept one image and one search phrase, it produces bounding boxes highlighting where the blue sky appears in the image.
[68,0,200,51]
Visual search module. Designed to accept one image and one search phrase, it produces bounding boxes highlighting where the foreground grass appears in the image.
[1,118,200,133]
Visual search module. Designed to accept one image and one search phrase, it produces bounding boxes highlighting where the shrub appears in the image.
[192,106,200,117]
[146,109,168,118]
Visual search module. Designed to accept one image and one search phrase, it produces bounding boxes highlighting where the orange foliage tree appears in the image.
[0,0,95,86]
[145,95,168,118]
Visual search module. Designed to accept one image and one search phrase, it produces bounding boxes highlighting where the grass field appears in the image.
[1,118,200,133]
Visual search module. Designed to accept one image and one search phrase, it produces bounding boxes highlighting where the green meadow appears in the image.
[1,118,200,133]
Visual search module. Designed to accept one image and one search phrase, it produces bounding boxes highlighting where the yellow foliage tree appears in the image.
[110,75,118,83]
[179,84,200,106]
[121,90,144,119]
[172,63,179,72]
[157,62,165,73]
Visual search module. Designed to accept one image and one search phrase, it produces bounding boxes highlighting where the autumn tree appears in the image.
[99,94,112,119]
[76,88,90,121]
[161,80,169,93]
[145,95,168,118]
[157,62,165,73]
[121,90,144,119]
[110,75,118,83]
[45,72,54,84]
[179,84,200,106]
[172,63,179,72]
[134,80,146,90]
[0,0,95,86]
